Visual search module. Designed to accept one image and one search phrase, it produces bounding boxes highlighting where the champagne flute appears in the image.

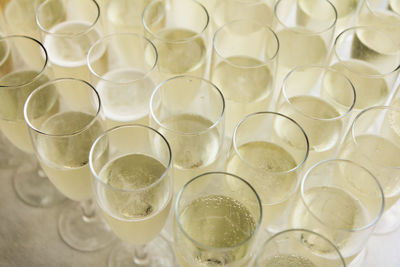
[36,0,103,81]
[174,172,262,267]
[210,19,279,137]
[254,229,346,267]
[275,65,356,169]
[226,111,309,233]
[87,32,159,129]
[0,35,64,207]
[290,159,384,265]
[338,106,400,235]
[273,0,337,87]
[330,26,400,110]
[90,124,176,267]
[142,0,210,79]
[149,75,225,194]
[24,78,115,251]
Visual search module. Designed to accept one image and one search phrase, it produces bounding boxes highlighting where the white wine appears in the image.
[97,153,172,245]
[95,68,156,129]
[0,39,11,75]
[37,111,103,201]
[390,0,400,14]
[261,254,317,267]
[157,113,221,192]
[211,56,273,136]
[176,194,256,267]
[226,141,298,227]
[43,21,104,80]
[339,134,400,210]
[277,28,328,83]
[329,60,389,109]
[291,186,369,260]
[276,95,342,165]
[151,28,206,77]
[0,70,53,152]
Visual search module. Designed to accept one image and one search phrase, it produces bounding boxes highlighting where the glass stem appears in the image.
[133,244,150,265]
[80,199,96,222]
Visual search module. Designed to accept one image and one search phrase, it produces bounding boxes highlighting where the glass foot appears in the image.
[108,235,176,267]
[59,201,116,251]
[13,161,65,207]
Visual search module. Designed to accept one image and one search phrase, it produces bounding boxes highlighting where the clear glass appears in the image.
[210,19,279,137]
[87,33,160,129]
[90,124,176,267]
[226,111,309,233]
[338,106,400,235]
[330,26,400,111]
[36,0,103,81]
[275,65,356,169]
[24,78,115,251]
[254,229,346,267]
[273,0,337,86]
[142,0,210,79]
[0,35,64,207]
[290,159,384,265]
[174,172,262,267]
[329,0,362,36]
[149,75,225,194]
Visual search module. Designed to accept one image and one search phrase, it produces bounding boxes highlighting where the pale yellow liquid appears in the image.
[390,0,400,14]
[37,111,103,201]
[43,21,104,80]
[157,114,221,193]
[150,28,206,77]
[98,153,172,244]
[175,195,256,267]
[339,134,400,210]
[261,254,317,267]
[226,141,298,228]
[277,28,328,83]
[95,68,156,129]
[276,95,342,166]
[0,70,53,153]
[211,56,273,137]
[291,186,369,261]
[330,60,389,109]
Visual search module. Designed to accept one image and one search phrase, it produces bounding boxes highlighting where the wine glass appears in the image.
[275,65,356,169]
[210,19,279,137]
[0,35,64,207]
[226,111,309,233]
[149,75,225,194]
[90,124,176,267]
[142,0,210,79]
[24,77,115,251]
[338,105,400,235]
[254,229,346,267]
[36,0,103,81]
[273,0,337,87]
[330,26,400,110]
[87,32,159,129]
[290,159,384,265]
[174,172,262,266]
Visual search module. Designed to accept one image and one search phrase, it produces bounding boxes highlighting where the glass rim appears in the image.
[36,0,101,37]
[255,228,346,266]
[333,26,400,77]
[301,158,385,232]
[365,0,400,20]
[351,105,400,171]
[142,0,210,44]
[0,35,49,88]
[175,171,263,252]
[282,64,356,121]
[274,0,337,35]
[89,124,173,194]
[87,32,159,84]
[233,111,310,176]
[213,19,280,67]
[24,77,102,137]
[149,75,225,136]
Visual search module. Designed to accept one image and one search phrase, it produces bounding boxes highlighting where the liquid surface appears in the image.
[261,254,317,267]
